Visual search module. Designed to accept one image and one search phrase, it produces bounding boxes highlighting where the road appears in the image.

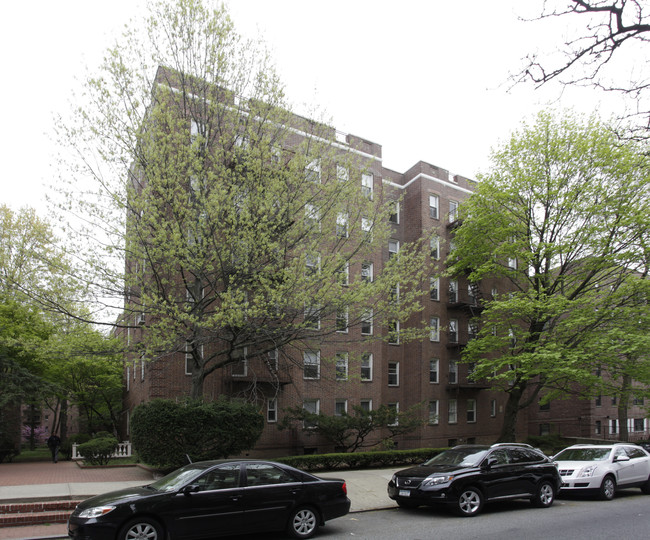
[229,490,650,540]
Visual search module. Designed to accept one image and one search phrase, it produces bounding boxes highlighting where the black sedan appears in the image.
[388,443,561,516]
[68,459,351,540]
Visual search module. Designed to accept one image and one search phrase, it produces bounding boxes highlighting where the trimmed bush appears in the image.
[130,397,264,471]
[77,436,118,466]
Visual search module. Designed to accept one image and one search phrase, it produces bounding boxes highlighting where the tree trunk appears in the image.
[59,399,68,441]
[497,384,525,443]
[618,374,632,442]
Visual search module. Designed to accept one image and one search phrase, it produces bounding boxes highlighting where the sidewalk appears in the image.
[0,461,399,540]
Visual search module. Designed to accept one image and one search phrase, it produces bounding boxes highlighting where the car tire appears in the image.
[531,480,555,508]
[287,506,319,539]
[640,475,650,495]
[456,487,484,517]
[599,475,616,501]
[118,517,164,540]
[397,499,420,509]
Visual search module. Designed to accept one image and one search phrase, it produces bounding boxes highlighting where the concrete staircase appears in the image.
[0,500,79,528]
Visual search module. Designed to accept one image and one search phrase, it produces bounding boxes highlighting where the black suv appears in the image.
[387,444,561,517]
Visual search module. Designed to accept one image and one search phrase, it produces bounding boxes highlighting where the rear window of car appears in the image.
[554,448,611,461]
[424,447,489,467]
[508,448,546,463]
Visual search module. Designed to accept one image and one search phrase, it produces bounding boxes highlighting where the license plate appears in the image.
[399,490,411,497]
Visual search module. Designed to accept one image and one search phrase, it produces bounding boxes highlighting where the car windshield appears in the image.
[149,463,214,492]
[423,448,489,468]
[554,448,611,461]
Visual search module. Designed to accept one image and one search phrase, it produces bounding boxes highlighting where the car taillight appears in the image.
[341,482,347,495]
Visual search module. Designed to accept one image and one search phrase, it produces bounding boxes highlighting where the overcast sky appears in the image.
[0,0,627,214]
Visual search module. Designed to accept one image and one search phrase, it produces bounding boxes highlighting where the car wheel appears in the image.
[456,487,484,517]
[531,480,555,508]
[599,475,616,501]
[640,475,650,495]
[397,499,420,509]
[119,517,164,540]
[287,506,319,539]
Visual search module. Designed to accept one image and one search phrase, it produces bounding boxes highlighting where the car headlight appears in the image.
[578,465,598,478]
[78,506,116,518]
[422,475,454,486]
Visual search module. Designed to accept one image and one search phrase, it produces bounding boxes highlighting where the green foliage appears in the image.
[276,448,446,472]
[279,403,426,452]
[0,422,19,464]
[525,434,570,455]
[131,398,264,470]
[77,436,118,466]
[449,110,650,441]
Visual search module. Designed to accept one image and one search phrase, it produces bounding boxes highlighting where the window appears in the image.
[508,257,517,269]
[337,262,349,285]
[361,353,373,381]
[430,276,440,301]
[634,396,645,406]
[448,280,458,303]
[609,418,619,434]
[466,399,476,423]
[336,307,349,333]
[387,403,399,426]
[595,420,602,435]
[360,399,372,412]
[361,310,373,335]
[428,400,439,425]
[448,319,458,343]
[430,236,440,260]
[429,194,439,219]
[231,347,248,377]
[361,172,373,199]
[595,394,602,407]
[388,320,400,344]
[267,399,277,423]
[539,423,551,436]
[539,400,550,411]
[634,418,645,432]
[337,165,349,182]
[305,253,320,275]
[302,399,319,428]
[468,322,479,340]
[449,200,459,223]
[305,204,320,229]
[305,159,321,182]
[448,399,457,424]
[430,317,440,342]
[335,353,348,381]
[491,287,498,300]
[361,262,374,282]
[267,349,278,371]
[388,362,399,386]
[335,399,348,416]
[390,284,400,304]
[389,201,399,224]
[303,350,320,379]
[429,359,439,383]
[304,303,320,330]
[490,399,497,417]
[449,359,458,384]
[388,240,399,259]
[336,212,349,238]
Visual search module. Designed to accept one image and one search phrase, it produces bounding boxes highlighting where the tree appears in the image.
[517,0,650,136]
[279,403,426,452]
[448,110,650,442]
[55,0,433,399]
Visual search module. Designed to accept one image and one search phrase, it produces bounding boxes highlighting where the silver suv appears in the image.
[553,443,650,500]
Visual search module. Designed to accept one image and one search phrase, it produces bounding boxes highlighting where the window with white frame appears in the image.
[361,262,374,283]
[267,398,277,423]
[609,418,619,434]
[231,348,248,377]
[361,172,373,199]
[468,321,479,341]
[267,349,278,371]
[388,362,399,386]
[303,350,320,379]
[449,359,458,384]
[304,303,320,330]
[302,399,319,428]
[428,400,439,425]
[490,399,497,417]
[336,307,349,333]
[305,159,321,182]
[360,399,372,412]
[430,317,440,342]
[335,399,348,416]
[595,420,602,435]
[336,212,349,238]
[388,240,399,259]
[388,321,400,344]
[430,236,440,260]
[390,284,400,304]
[430,276,440,301]
[305,253,320,275]
[448,280,458,303]
[337,164,349,182]
[337,262,349,285]
[467,399,477,423]
[508,257,517,269]
[389,201,399,224]
[449,200,459,223]
[387,402,399,426]
[361,353,373,381]
[335,353,349,381]
[361,217,373,241]
[448,399,458,424]
[449,319,458,343]
[305,204,320,229]
[429,194,439,219]
[361,310,373,335]
[429,358,439,383]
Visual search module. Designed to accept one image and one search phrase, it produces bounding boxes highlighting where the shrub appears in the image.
[0,429,18,464]
[77,436,118,466]
[60,433,92,461]
[130,397,264,471]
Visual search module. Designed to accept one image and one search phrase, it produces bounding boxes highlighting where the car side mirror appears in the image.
[182,483,200,495]
[483,457,497,469]
[615,455,630,463]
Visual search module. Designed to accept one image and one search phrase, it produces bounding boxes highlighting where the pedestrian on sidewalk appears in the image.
[46,433,61,463]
